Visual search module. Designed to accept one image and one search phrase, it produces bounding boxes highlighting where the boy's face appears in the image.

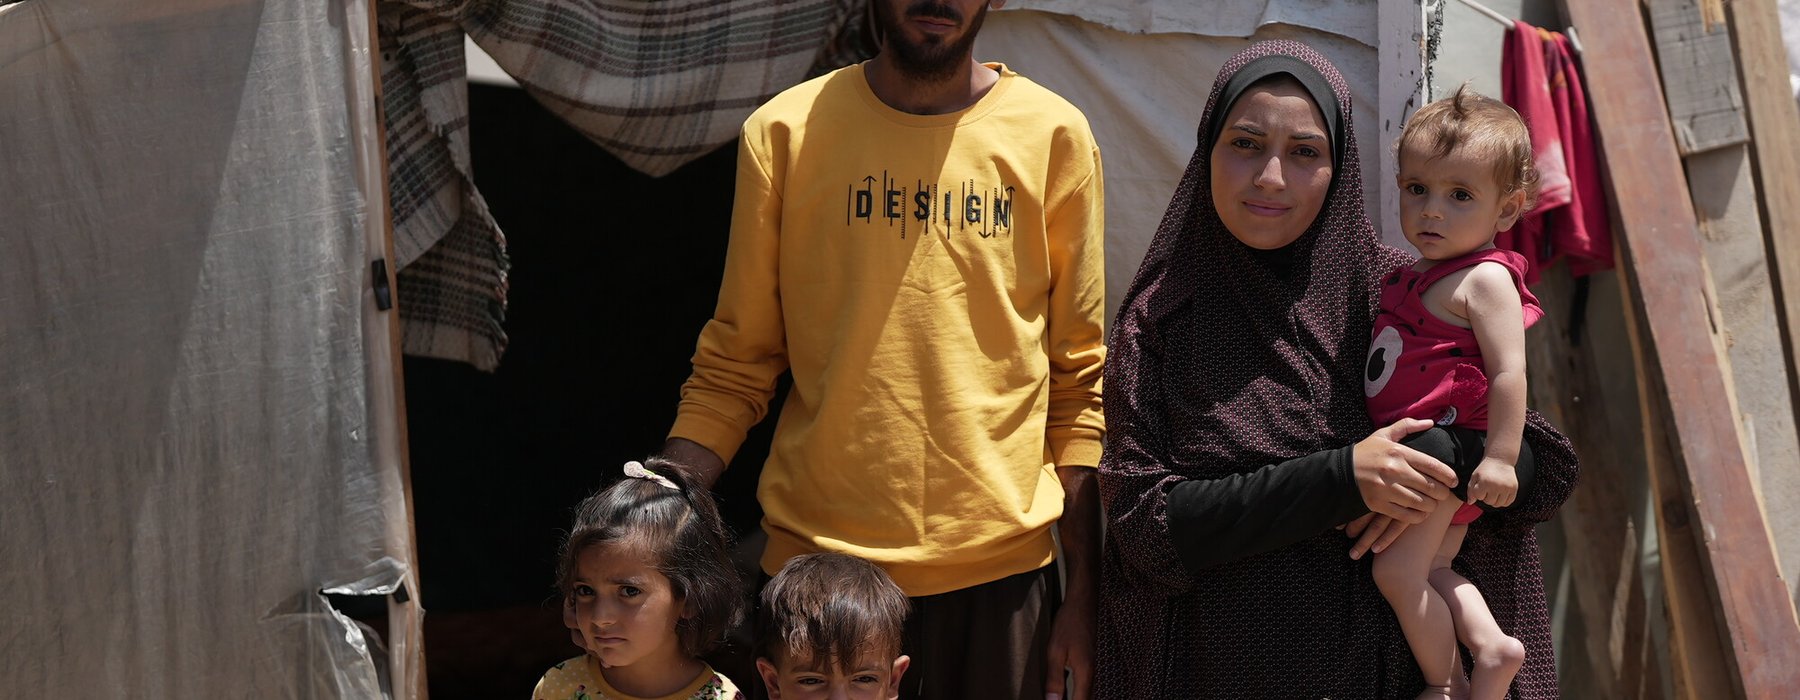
[1396,140,1526,261]
[755,650,911,700]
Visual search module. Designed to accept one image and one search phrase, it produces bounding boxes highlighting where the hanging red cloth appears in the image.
[1499,20,1615,283]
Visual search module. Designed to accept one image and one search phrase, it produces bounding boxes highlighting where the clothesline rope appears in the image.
[1448,0,1583,55]
[1453,0,1512,27]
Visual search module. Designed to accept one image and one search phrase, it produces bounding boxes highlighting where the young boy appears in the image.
[1365,85,1544,700]
[754,553,910,700]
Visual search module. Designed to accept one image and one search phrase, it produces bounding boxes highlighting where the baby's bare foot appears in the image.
[1415,685,1457,700]
[1449,670,1472,700]
[1469,635,1526,700]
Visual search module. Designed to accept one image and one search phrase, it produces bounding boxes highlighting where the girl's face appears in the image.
[570,542,687,671]
[1209,79,1334,250]
[1395,139,1525,261]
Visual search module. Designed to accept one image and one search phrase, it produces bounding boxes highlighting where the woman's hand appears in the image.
[1468,457,1518,508]
[1340,513,1407,560]
[1353,418,1458,524]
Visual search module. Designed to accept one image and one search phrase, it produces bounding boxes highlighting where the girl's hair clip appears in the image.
[623,460,680,491]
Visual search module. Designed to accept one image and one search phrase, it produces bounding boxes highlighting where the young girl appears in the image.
[1364,86,1544,700]
[535,460,746,700]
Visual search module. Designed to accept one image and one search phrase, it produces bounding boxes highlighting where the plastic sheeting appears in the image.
[978,9,1379,321]
[1784,0,1800,110]
[0,0,418,696]
[1009,0,1379,46]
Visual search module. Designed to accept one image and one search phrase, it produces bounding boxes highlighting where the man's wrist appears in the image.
[659,437,727,488]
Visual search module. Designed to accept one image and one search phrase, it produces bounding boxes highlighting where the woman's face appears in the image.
[1209,79,1334,250]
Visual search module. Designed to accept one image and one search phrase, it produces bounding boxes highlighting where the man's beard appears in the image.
[878,1,989,83]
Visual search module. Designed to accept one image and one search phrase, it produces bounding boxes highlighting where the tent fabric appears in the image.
[375,0,873,370]
[976,9,1380,322]
[0,0,413,695]
[1005,0,1378,47]
[1784,0,1800,111]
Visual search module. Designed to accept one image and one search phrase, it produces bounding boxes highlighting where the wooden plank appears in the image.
[1526,11,1672,697]
[1700,0,1727,29]
[1684,145,1800,604]
[1622,255,1735,699]
[1525,264,1665,700]
[1729,0,1800,608]
[1377,0,1425,250]
[1646,0,1750,155]
[1563,0,1800,695]
[349,0,429,697]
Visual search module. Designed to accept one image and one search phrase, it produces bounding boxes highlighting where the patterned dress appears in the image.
[1096,41,1578,699]
[533,656,744,700]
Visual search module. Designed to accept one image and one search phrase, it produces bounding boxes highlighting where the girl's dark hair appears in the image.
[554,458,742,657]
[754,552,909,669]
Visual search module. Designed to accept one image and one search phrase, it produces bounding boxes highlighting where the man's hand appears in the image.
[1352,418,1458,524]
[658,437,727,489]
[1044,465,1099,700]
[1467,457,1518,508]
[1043,585,1095,700]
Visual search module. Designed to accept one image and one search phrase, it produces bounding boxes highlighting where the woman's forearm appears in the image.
[1166,445,1366,572]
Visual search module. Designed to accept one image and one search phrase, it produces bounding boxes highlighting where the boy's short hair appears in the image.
[756,552,909,668]
[1398,83,1540,211]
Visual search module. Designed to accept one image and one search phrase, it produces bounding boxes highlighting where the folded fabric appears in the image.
[1544,29,1613,278]
[1498,20,1613,283]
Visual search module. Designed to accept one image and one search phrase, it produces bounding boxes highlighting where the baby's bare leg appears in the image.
[1430,524,1524,700]
[1374,499,1462,695]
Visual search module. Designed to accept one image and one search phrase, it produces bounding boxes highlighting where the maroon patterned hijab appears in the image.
[1112,41,1385,472]
[1096,41,1576,699]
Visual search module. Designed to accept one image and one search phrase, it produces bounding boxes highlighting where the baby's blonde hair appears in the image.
[1398,84,1540,211]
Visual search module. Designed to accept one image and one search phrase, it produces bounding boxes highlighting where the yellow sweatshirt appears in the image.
[671,62,1105,596]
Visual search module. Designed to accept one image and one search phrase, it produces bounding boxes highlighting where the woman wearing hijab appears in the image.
[1096,41,1577,699]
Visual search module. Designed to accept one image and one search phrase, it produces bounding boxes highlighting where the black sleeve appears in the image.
[1166,445,1369,573]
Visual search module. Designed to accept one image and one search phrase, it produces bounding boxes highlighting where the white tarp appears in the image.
[1008,0,1378,46]
[0,0,416,695]
[979,7,1380,320]
[1784,0,1800,110]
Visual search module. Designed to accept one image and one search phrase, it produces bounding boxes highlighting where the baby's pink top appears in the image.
[1364,248,1543,431]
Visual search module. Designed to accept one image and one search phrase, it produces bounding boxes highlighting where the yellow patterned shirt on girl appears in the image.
[532,655,744,700]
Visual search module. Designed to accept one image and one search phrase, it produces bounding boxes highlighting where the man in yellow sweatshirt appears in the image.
[661,1,1104,698]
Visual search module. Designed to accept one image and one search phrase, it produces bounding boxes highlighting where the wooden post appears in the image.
[1728,2,1800,377]
[1727,0,1800,609]
[1524,262,1666,700]
[1620,252,1737,698]
[1646,0,1749,155]
[1377,0,1424,250]
[349,0,429,697]
[1562,0,1800,696]
[1649,0,1800,621]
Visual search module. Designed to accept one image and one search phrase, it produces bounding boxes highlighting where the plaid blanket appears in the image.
[379,0,872,370]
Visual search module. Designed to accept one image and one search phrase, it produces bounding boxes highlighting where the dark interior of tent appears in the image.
[404,83,780,698]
